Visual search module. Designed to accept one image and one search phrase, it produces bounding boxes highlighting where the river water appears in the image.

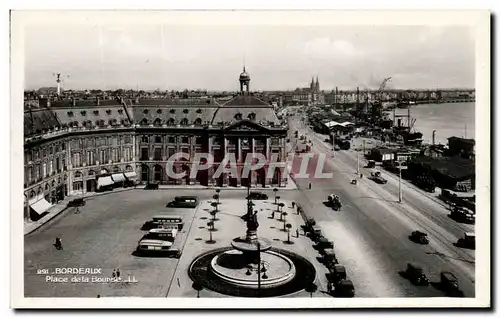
[392,102,475,145]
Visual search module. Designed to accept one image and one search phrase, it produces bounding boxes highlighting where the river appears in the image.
[392,102,475,145]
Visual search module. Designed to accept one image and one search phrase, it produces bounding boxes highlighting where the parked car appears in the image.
[136,228,177,255]
[456,232,475,250]
[409,231,430,245]
[333,279,355,298]
[166,196,198,208]
[316,237,334,252]
[440,271,463,296]
[450,206,475,224]
[366,160,376,168]
[327,264,347,285]
[405,263,430,286]
[67,198,85,208]
[322,248,338,266]
[144,182,159,190]
[246,192,268,200]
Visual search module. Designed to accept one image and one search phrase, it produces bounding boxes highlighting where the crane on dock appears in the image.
[371,76,392,118]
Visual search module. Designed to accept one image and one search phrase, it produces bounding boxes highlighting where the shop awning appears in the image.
[97,176,114,188]
[30,198,53,215]
[111,173,126,183]
[124,171,137,179]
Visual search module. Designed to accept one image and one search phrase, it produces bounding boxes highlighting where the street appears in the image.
[287,116,475,297]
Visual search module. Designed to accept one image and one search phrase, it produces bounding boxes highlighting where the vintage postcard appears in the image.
[10,10,490,308]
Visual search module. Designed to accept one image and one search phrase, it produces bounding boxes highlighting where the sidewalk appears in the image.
[24,187,134,236]
[155,178,298,191]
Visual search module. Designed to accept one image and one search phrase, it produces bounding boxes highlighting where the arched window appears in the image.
[180,118,188,126]
[194,118,202,126]
[45,183,50,190]
[125,165,133,172]
[183,109,189,114]
[154,118,162,127]
[74,171,82,178]
[88,170,95,176]
[143,109,149,114]
[30,191,35,199]
[113,166,120,173]
[234,113,243,120]
[140,118,148,125]
[167,118,175,126]
[248,112,256,120]
[196,109,202,114]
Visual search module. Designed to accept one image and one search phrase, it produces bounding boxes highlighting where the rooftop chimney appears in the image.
[71,97,76,107]
[96,96,100,106]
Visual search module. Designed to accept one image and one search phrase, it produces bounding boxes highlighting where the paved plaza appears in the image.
[24,188,327,298]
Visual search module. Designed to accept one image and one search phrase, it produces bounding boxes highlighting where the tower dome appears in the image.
[239,67,250,81]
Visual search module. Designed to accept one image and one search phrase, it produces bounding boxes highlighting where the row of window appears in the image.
[67,109,124,117]
[141,147,192,161]
[71,148,133,168]
[138,117,205,126]
[140,135,203,144]
[25,143,66,163]
[142,108,203,115]
[26,157,67,185]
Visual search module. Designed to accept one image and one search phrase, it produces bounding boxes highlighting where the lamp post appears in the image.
[398,161,403,203]
[356,148,360,175]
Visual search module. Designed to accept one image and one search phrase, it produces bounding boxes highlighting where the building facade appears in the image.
[23,69,288,221]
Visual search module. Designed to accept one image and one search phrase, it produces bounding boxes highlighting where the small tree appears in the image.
[211,201,219,213]
[207,221,216,243]
[213,194,220,205]
[273,188,278,204]
[282,212,288,229]
[278,202,285,214]
[192,282,203,298]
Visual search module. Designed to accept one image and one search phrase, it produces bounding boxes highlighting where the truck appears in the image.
[369,171,388,184]
[440,272,463,297]
[450,206,475,224]
[456,232,475,250]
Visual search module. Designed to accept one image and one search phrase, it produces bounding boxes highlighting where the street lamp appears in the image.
[397,161,403,203]
[356,148,360,175]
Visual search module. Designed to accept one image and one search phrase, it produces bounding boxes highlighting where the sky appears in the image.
[23,24,475,91]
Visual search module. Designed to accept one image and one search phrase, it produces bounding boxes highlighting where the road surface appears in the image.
[287,116,475,297]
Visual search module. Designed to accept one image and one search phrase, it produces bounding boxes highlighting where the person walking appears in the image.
[292,201,296,209]
[296,228,300,238]
[112,270,116,278]
[116,269,121,278]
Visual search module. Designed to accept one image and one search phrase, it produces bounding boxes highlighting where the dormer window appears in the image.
[183,109,189,114]
[154,118,162,127]
[73,121,79,127]
[170,109,176,114]
[67,111,74,117]
[143,109,149,114]
[234,113,243,120]
[194,118,202,126]
[117,109,123,114]
[106,110,111,115]
[196,109,202,114]
[180,118,188,126]
[80,111,86,116]
[167,118,175,126]
[93,110,99,115]
[248,112,256,120]
[140,118,149,125]
[157,109,162,114]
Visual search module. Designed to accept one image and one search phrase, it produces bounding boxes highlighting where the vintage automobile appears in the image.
[366,160,376,168]
[327,264,347,285]
[316,237,334,252]
[333,279,355,298]
[144,182,159,190]
[456,232,475,250]
[246,192,269,200]
[405,263,430,286]
[369,171,388,184]
[409,231,430,244]
[166,196,198,209]
[136,228,177,255]
[450,206,475,224]
[440,271,463,296]
[141,215,184,231]
[322,248,338,266]
[67,198,85,208]
[327,194,342,211]
[310,225,323,242]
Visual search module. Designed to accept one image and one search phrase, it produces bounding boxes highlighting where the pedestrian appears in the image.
[308,183,312,190]
[327,282,332,294]
[97,295,101,298]
[271,211,275,219]
[112,269,116,278]
[292,201,296,209]
[116,269,121,278]
[296,228,299,238]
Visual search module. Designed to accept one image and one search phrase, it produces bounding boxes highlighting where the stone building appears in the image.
[23,68,288,221]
